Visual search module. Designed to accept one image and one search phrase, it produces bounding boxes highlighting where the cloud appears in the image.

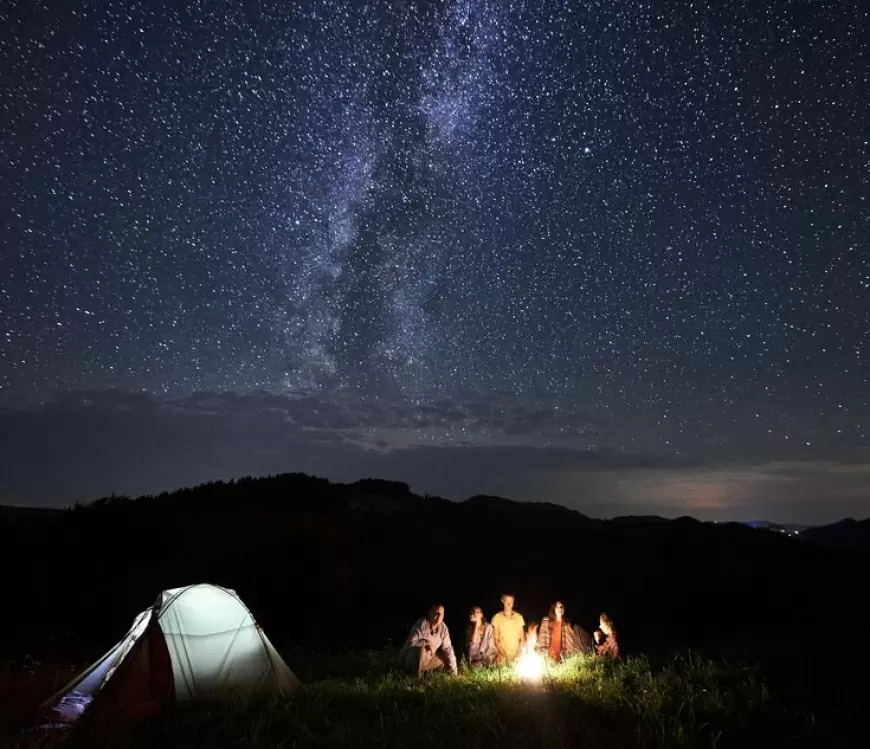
[0,390,867,524]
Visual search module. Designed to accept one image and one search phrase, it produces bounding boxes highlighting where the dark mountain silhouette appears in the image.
[2,470,868,734]
[801,518,870,553]
[0,505,63,522]
[1,471,868,702]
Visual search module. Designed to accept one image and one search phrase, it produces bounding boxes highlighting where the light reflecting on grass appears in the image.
[459,653,595,686]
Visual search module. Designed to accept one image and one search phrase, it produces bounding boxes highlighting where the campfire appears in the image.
[515,625,545,682]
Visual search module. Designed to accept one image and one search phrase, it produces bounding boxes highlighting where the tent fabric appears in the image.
[34,584,299,729]
[260,630,301,694]
[156,584,299,699]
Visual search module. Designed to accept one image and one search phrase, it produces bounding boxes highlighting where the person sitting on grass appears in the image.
[491,593,526,665]
[594,613,620,659]
[399,604,458,676]
[466,606,497,668]
[535,601,594,661]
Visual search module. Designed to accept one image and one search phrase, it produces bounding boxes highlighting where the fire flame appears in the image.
[515,628,545,682]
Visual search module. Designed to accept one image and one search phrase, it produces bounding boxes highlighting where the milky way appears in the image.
[1,0,868,470]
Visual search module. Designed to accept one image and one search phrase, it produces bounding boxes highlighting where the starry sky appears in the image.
[1,0,868,523]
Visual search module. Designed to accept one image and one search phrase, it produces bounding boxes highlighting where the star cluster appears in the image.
[1,0,868,464]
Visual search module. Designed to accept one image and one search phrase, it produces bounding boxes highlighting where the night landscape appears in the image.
[1,0,867,747]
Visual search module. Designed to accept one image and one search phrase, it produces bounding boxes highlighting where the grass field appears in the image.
[0,650,825,748]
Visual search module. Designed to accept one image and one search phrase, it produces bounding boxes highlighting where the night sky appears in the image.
[1,1,868,523]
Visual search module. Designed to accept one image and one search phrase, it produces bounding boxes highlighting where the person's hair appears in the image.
[600,613,616,633]
[501,592,515,601]
[548,601,566,621]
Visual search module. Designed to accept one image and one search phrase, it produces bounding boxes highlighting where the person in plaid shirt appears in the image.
[534,601,594,660]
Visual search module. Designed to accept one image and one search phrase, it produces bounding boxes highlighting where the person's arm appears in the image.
[574,624,595,653]
[593,629,603,653]
[407,619,429,649]
[535,619,548,652]
[483,623,497,658]
[517,614,527,651]
[594,633,608,656]
[441,625,458,674]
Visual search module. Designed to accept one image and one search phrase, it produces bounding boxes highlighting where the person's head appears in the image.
[501,594,515,614]
[469,606,485,625]
[428,605,445,627]
[548,601,565,622]
[599,613,615,636]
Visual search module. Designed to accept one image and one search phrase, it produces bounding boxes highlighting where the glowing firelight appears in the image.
[515,629,545,682]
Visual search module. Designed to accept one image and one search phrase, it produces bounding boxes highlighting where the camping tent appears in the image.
[34,583,300,728]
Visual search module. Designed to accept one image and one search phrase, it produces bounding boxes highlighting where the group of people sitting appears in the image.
[399,593,619,677]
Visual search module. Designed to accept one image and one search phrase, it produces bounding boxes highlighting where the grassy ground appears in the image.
[1,650,823,748]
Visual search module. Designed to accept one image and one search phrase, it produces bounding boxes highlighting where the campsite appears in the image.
[1,474,867,747]
[3,0,867,744]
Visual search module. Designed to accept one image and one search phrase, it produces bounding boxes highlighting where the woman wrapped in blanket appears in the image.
[535,601,594,661]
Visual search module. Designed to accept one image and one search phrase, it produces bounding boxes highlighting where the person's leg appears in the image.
[480,654,496,668]
[419,649,445,674]
[403,646,427,675]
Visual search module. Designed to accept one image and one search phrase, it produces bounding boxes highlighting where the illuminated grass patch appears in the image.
[4,652,815,748]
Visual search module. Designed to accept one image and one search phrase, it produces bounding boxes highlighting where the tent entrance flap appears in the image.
[34,610,152,728]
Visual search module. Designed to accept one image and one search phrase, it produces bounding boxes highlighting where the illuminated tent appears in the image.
[33,584,300,729]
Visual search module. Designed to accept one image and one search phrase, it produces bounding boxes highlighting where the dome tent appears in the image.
[34,584,300,728]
